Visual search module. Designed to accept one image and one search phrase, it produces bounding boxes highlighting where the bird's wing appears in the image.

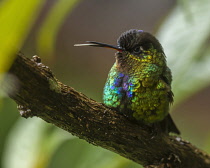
[161,67,174,104]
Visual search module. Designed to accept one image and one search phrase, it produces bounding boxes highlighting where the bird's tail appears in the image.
[160,114,180,135]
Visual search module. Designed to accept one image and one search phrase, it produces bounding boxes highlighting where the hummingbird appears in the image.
[74,29,180,134]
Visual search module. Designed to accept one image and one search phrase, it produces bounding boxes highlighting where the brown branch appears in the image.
[7,52,210,168]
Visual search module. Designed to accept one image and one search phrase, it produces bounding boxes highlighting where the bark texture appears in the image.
[7,52,210,168]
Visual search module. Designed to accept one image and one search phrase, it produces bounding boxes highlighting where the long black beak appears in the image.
[74,41,124,52]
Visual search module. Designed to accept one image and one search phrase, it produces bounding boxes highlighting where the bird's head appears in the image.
[74,29,166,72]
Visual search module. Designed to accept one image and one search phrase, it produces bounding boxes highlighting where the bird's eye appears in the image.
[133,46,142,54]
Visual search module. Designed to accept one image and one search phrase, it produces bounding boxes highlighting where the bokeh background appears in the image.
[0,0,210,168]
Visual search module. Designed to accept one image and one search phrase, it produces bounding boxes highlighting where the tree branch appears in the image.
[7,52,210,168]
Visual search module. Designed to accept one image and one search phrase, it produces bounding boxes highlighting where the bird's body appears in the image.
[103,30,173,124]
[104,63,172,124]
[75,29,180,134]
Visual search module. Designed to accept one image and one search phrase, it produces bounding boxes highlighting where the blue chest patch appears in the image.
[111,73,134,98]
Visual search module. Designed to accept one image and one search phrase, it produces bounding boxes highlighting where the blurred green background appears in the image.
[1,0,210,168]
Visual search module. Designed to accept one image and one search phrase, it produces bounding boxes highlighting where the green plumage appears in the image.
[104,63,172,123]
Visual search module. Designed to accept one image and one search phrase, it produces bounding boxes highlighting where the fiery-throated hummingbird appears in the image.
[75,29,180,134]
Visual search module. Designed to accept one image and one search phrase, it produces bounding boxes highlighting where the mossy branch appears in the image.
[7,52,210,168]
